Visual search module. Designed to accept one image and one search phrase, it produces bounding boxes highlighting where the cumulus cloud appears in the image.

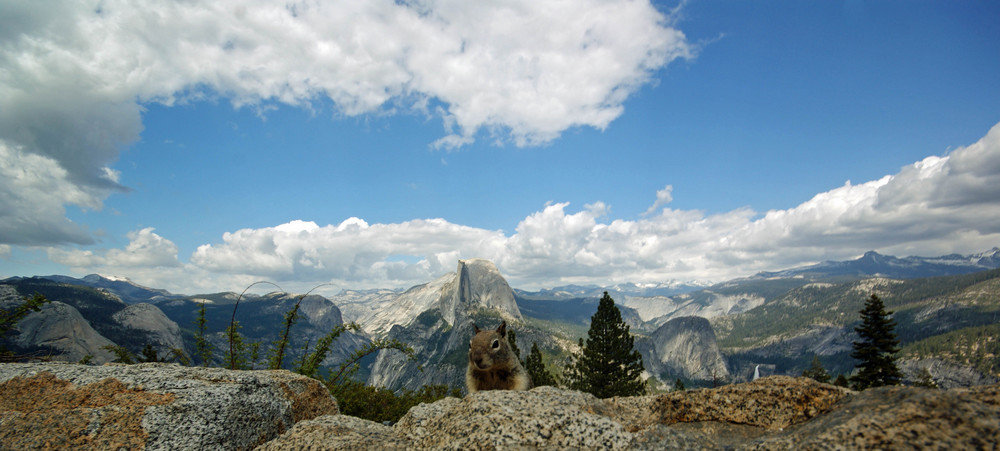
[190,218,507,287]
[45,227,200,293]
[48,228,180,269]
[642,185,674,217]
[0,142,104,245]
[173,121,1000,290]
[0,0,691,246]
[38,121,1000,292]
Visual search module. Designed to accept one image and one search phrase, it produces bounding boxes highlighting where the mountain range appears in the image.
[2,249,999,391]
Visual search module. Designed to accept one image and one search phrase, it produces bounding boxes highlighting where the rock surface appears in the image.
[2,363,997,450]
[361,258,522,338]
[0,362,337,450]
[260,376,1000,450]
[899,357,1000,389]
[638,316,730,382]
[5,301,117,363]
[112,302,185,353]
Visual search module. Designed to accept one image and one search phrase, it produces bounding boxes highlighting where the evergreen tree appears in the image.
[913,367,938,389]
[139,343,162,363]
[193,303,214,366]
[802,355,831,383]
[833,374,849,387]
[565,292,645,398]
[673,378,685,391]
[102,344,135,364]
[524,342,557,387]
[850,294,903,390]
[507,328,522,363]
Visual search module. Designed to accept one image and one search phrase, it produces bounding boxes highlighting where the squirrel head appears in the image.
[469,321,510,371]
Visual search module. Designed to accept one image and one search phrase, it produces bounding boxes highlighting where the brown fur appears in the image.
[466,321,532,394]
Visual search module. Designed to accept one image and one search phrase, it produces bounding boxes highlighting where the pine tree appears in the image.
[139,343,162,363]
[507,328,522,363]
[833,374,849,387]
[193,303,214,366]
[673,378,685,391]
[913,367,938,389]
[850,294,903,390]
[565,292,645,398]
[524,342,557,387]
[802,355,831,383]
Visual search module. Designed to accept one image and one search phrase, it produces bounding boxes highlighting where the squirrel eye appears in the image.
[491,339,500,349]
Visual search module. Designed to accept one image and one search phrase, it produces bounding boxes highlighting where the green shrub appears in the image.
[330,380,461,423]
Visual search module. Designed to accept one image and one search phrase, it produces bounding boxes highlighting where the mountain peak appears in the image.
[751,247,1000,281]
[85,274,133,284]
[859,251,887,261]
[447,259,521,323]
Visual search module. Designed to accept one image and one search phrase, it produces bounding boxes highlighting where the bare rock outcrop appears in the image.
[260,376,1000,450]
[638,316,730,382]
[0,362,337,450]
[5,301,117,363]
[3,363,996,450]
[112,302,185,353]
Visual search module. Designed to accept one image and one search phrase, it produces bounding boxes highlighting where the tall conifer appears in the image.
[565,292,645,398]
[802,355,831,383]
[850,294,903,390]
[524,343,558,387]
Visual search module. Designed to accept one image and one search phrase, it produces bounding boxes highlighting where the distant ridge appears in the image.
[751,248,1000,280]
[37,274,181,304]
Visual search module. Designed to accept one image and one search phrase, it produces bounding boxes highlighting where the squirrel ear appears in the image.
[497,321,507,337]
[472,322,481,334]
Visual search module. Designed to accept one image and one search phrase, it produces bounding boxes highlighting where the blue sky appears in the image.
[1,0,999,294]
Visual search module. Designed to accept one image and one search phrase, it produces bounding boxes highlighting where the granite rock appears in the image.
[0,362,337,450]
[260,376,1000,450]
[3,363,996,450]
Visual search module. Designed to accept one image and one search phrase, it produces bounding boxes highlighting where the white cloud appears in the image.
[0,141,103,245]
[48,228,180,269]
[190,218,507,287]
[106,228,181,268]
[0,0,692,246]
[642,185,674,217]
[37,121,1000,293]
[175,121,1000,291]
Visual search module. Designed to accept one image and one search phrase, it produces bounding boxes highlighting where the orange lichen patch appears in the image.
[273,373,340,422]
[606,376,851,433]
[0,371,176,450]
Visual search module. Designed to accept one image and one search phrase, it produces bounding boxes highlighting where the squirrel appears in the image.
[466,320,532,394]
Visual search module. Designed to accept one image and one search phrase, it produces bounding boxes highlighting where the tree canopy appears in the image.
[850,294,903,390]
[565,292,645,398]
[524,342,558,387]
[802,355,831,384]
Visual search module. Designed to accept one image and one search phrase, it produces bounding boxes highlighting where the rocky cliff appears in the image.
[638,316,730,383]
[1,280,184,364]
[112,303,185,355]
[442,258,522,325]
[3,301,117,363]
[368,259,523,391]
[359,259,522,337]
